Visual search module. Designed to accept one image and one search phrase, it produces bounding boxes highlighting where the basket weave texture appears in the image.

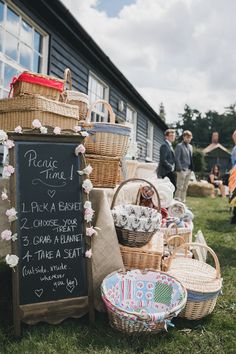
[82,99,131,158]
[0,95,79,130]
[167,242,222,320]
[161,223,192,246]
[12,71,64,101]
[101,269,187,334]
[111,178,161,247]
[60,68,89,120]
[85,154,120,188]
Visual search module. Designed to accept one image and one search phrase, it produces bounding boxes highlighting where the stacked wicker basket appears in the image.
[82,100,131,188]
[0,69,90,131]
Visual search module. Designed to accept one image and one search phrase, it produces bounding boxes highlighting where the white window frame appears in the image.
[88,71,109,122]
[125,104,138,159]
[146,120,154,161]
[0,0,49,97]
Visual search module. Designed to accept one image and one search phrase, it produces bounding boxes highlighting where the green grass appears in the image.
[0,197,235,354]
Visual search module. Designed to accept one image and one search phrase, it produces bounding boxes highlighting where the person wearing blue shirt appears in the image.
[231,130,236,167]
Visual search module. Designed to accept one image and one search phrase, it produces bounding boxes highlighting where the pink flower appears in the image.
[32,119,42,128]
[14,125,22,134]
[6,207,17,222]
[3,165,15,177]
[75,144,86,155]
[85,249,92,258]
[53,126,61,135]
[1,230,12,241]
[86,226,97,237]
[84,207,95,222]
[4,139,15,149]
[73,125,81,133]
[1,190,8,200]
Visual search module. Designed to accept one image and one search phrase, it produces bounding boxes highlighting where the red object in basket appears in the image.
[10,72,64,92]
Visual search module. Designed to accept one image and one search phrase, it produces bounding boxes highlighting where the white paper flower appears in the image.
[78,164,93,176]
[53,126,61,135]
[75,144,86,155]
[73,125,81,133]
[1,230,12,241]
[3,165,15,177]
[32,119,42,128]
[1,190,8,200]
[82,179,93,194]
[80,131,89,137]
[86,226,99,237]
[4,139,15,149]
[5,254,19,268]
[0,130,8,143]
[6,207,17,222]
[40,126,48,134]
[14,125,23,134]
[85,249,92,258]
[11,233,18,242]
[84,200,92,209]
[84,207,95,222]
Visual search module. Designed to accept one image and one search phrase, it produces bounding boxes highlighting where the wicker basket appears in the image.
[60,68,89,120]
[111,178,161,247]
[0,95,79,131]
[82,99,131,158]
[120,231,163,270]
[85,154,121,188]
[11,71,64,101]
[161,223,192,245]
[167,242,222,320]
[101,269,187,334]
[162,235,192,271]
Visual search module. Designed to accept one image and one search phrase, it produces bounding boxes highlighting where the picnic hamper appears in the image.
[82,99,131,158]
[161,223,192,245]
[111,178,161,247]
[167,242,222,320]
[162,235,192,271]
[0,95,79,131]
[101,269,187,333]
[85,154,121,188]
[60,68,89,120]
[10,71,64,101]
[120,232,163,270]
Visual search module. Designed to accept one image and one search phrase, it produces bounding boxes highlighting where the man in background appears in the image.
[175,130,193,204]
[157,129,176,189]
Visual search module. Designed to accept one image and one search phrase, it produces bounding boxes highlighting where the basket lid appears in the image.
[168,258,222,293]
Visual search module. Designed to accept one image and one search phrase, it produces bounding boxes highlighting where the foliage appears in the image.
[174,104,236,148]
[0,198,235,354]
[192,149,205,174]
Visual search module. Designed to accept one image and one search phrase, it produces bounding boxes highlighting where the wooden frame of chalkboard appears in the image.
[8,133,94,336]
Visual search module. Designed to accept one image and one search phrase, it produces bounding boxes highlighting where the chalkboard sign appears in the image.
[9,134,93,336]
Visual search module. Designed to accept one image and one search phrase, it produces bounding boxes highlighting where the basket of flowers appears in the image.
[111,178,161,247]
[101,269,187,334]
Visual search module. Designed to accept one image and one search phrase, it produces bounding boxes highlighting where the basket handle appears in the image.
[167,242,221,279]
[166,223,179,234]
[110,178,161,212]
[86,99,116,124]
[64,68,72,90]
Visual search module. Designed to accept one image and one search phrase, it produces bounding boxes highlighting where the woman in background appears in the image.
[208,164,225,197]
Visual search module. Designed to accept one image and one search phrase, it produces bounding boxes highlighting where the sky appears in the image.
[61,0,236,124]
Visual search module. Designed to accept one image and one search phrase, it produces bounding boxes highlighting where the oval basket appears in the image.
[60,68,89,120]
[82,99,131,158]
[111,178,161,247]
[167,242,222,320]
[101,269,187,334]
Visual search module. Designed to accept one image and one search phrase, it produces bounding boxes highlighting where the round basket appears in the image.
[81,99,131,158]
[111,178,161,247]
[167,242,222,320]
[101,269,187,334]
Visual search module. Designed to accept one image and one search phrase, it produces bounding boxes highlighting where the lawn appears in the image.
[0,197,235,354]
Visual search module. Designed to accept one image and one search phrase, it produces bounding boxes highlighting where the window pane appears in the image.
[0,1,4,25]
[33,52,41,72]
[6,7,19,36]
[34,30,42,53]
[5,32,18,61]
[2,89,8,98]
[21,20,32,46]
[20,43,32,70]
[0,27,3,52]
[4,63,18,89]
